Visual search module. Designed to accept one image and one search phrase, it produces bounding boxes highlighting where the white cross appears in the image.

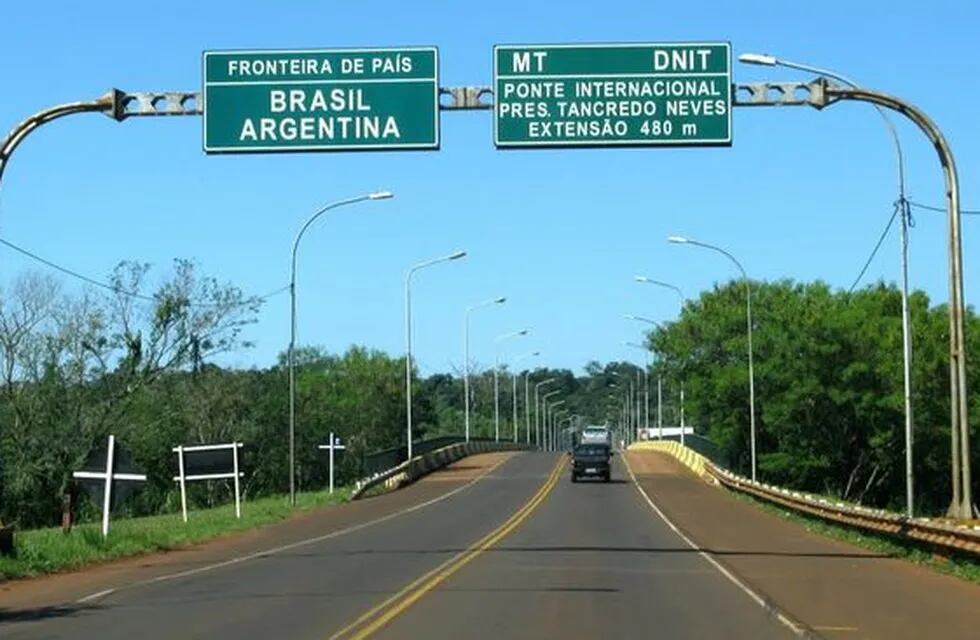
[73,435,146,537]
[318,433,346,494]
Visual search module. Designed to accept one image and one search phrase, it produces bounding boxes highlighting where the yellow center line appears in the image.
[328,456,565,640]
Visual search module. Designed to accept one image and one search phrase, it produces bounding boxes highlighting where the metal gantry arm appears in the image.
[820,83,970,518]
[0,90,201,190]
[733,76,970,517]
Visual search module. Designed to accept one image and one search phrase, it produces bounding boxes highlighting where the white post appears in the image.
[177,445,188,523]
[657,376,663,440]
[233,442,242,519]
[102,435,115,538]
[493,363,500,442]
[524,374,531,444]
[680,386,686,447]
[512,373,519,443]
[329,432,335,494]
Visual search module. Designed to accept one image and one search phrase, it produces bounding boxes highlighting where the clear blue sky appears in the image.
[0,0,977,375]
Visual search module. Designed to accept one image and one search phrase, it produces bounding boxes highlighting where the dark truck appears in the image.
[570,443,613,482]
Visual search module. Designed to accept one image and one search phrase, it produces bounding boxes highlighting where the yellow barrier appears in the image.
[627,440,711,481]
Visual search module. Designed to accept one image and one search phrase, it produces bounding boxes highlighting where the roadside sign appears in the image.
[493,42,731,148]
[173,442,244,521]
[203,47,440,153]
[73,435,147,537]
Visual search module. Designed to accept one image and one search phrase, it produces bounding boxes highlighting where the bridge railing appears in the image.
[706,462,980,558]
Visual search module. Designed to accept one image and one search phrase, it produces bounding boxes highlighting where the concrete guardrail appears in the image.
[351,440,530,500]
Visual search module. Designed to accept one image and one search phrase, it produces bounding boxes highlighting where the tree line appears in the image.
[2,263,975,528]
[0,264,584,529]
[647,279,979,515]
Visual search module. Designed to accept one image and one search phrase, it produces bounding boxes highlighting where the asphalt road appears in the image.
[0,451,793,639]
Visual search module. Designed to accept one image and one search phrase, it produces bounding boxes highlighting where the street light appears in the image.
[623,341,651,437]
[405,249,467,461]
[542,390,561,451]
[494,330,529,442]
[464,296,506,442]
[548,399,566,452]
[635,276,686,315]
[522,362,543,445]
[611,371,634,445]
[553,409,570,450]
[288,190,393,505]
[624,313,660,326]
[512,352,539,443]
[740,53,915,517]
[669,234,756,479]
[534,378,557,449]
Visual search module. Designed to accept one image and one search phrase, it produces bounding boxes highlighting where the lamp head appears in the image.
[738,52,778,66]
[449,250,467,260]
[368,190,394,200]
[667,235,690,244]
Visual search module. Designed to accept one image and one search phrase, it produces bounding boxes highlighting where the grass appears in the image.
[729,489,980,585]
[0,487,352,580]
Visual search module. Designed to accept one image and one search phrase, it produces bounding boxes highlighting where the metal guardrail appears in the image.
[705,462,980,557]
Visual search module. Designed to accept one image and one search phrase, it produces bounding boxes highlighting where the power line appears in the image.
[848,204,899,294]
[908,200,980,215]
[0,236,287,307]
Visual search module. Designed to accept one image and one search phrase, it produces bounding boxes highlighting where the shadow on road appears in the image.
[0,603,101,624]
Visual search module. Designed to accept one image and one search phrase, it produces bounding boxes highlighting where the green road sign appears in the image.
[494,43,731,148]
[203,47,439,153]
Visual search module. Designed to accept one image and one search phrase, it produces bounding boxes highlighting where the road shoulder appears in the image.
[625,450,980,639]
[0,452,514,617]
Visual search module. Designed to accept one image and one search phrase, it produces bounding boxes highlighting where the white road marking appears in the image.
[622,454,811,638]
[75,453,517,604]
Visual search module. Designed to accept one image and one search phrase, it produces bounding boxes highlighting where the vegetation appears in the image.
[0,487,350,579]
[648,279,980,516]
[1,262,976,543]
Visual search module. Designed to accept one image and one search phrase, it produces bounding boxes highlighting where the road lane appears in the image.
[627,449,980,639]
[367,455,794,639]
[0,452,558,640]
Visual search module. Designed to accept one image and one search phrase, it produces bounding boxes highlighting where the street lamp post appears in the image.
[611,371,634,446]
[542,390,561,451]
[464,297,506,442]
[624,341,651,438]
[669,235,756,480]
[405,250,467,462]
[740,52,915,518]
[512,352,539,442]
[523,369,535,444]
[634,277,689,443]
[534,378,557,449]
[494,330,529,442]
[554,409,569,449]
[288,190,393,505]
[549,400,566,451]
[634,276,686,316]
[657,376,663,440]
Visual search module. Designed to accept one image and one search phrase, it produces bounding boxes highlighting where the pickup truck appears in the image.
[570,443,613,482]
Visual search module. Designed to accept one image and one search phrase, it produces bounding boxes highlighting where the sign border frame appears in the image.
[202,46,441,154]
